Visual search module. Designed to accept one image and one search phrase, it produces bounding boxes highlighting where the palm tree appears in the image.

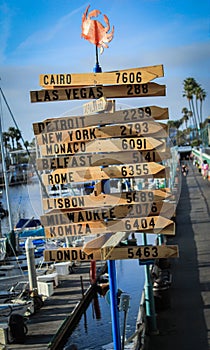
[198,88,206,125]
[183,77,199,130]
[3,132,11,150]
[7,127,21,150]
[167,119,182,145]
[181,107,189,129]
[183,78,207,134]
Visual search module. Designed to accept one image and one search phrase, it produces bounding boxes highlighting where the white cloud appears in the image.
[16,4,88,51]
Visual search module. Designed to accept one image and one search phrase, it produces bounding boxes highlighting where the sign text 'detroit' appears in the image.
[32,106,169,135]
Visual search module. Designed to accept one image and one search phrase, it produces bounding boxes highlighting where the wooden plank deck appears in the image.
[5,261,105,350]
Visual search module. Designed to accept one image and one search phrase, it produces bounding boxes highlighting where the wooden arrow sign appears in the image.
[100,231,131,258]
[39,65,164,88]
[42,163,169,186]
[83,97,115,115]
[44,216,175,239]
[36,122,168,146]
[33,106,169,135]
[40,201,176,226]
[30,83,166,103]
[82,232,125,255]
[44,247,102,262]
[39,137,165,157]
[101,244,179,261]
[36,150,171,171]
[42,189,171,211]
[43,244,179,262]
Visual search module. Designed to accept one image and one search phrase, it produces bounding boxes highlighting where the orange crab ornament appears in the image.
[81,5,114,54]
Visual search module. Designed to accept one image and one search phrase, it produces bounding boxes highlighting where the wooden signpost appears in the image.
[36,150,171,170]
[101,244,179,261]
[36,121,168,146]
[43,244,179,262]
[39,137,166,157]
[40,201,176,226]
[29,17,179,345]
[41,163,169,185]
[83,97,115,115]
[43,216,175,239]
[40,65,164,88]
[31,63,177,273]
[30,82,166,103]
[42,189,171,211]
[33,105,169,135]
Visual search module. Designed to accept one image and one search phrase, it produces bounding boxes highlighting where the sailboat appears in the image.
[0,87,46,272]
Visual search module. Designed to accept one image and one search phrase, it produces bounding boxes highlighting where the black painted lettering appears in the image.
[42,159,49,170]
[96,86,103,98]
[73,89,79,99]
[35,91,42,102]
[80,88,87,98]
[67,212,75,222]
[48,251,55,261]
[57,251,63,261]
[46,144,53,155]
[65,89,71,99]
[49,226,56,237]
[43,75,48,85]
[88,87,95,99]
[72,250,78,260]
[63,250,71,260]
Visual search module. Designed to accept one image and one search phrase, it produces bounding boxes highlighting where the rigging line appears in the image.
[0,87,49,198]
[0,91,13,230]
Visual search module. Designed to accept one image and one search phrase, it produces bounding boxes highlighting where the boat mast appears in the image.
[0,93,13,231]
[0,87,49,198]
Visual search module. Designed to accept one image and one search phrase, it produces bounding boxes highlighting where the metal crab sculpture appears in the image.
[81,5,114,54]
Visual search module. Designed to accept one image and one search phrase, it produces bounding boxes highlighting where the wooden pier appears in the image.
[4,261,106,350]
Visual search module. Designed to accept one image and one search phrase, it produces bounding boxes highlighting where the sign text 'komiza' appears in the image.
[44,216,174,238]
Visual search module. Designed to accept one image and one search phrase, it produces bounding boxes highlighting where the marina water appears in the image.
[1,183,155,349]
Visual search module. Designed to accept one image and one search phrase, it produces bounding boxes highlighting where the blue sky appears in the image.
[0,0,210,141]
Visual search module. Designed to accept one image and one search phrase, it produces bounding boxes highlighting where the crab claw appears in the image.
[88,9,101,19]
[103,14,110,32]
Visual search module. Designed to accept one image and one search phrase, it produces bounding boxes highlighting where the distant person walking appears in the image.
[201,160,209,180]
[181,164,188,176]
